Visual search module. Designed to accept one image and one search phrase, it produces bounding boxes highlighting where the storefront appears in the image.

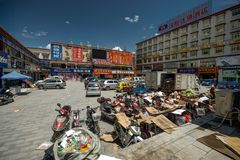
[0,51,8,89]
[197,67,218,80]
[50,68,92,80]
[217,55,240,83]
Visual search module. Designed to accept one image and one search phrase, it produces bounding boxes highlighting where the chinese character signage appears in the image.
[198,67,217,73]
[158,0,212,34]
[72,47,83,62]
[51,44,62,60]
[108,51,133,65]
[50,68,91,73]
[177,68,197,74]
[0,51,8,68]
[93,69,112,75]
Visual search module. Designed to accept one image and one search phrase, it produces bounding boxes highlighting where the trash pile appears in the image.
[53,128,101,160]
[99,87,217,147]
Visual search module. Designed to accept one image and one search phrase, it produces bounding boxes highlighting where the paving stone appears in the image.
[169,135,196,150]
[192,141,212,152]
[176,144,207,160]
[203,150,232,160]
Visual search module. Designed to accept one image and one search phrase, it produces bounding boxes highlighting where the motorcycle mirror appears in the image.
[57,103,61,107]
[55,108,60,112]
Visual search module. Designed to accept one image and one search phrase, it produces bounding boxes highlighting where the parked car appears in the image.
[37,78,66,89]
[102,80,118,90]
[86,82,101,97]
[116,81,132,92]
[201,79,216,86]
[216,81,240,90]
[84,77,98,88]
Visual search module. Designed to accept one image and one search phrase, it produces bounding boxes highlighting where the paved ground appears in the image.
[0,81,239,160]
[0,81,115,160]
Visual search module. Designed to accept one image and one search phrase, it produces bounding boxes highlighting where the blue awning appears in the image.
[1,70,32,80]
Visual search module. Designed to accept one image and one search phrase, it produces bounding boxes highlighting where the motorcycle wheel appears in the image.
[114,122,128,147]
[94,122,100,135]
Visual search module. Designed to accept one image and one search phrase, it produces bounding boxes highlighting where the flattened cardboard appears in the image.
[100,133,118,142]
[115,113,131,129]
[217,135,240,156]
[151,115,177,134]
[145,107,160,115]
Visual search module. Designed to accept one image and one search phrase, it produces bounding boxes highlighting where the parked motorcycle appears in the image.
[51,103,71,142]
[72,108,85,128]
[0,89,14,106]
[86,106,101,135]
[97,97,116,123]
[114,117,143,147]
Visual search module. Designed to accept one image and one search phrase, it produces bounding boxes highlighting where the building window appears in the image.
[189,61,197,67]
[191,23,198,31]
[231,44,240,52]
[172,46,178,51]
[231,19,240,29]
[165,41,170,48]
[216,24,225,33]
[181,52,188,58]
[191,32,198,40]
[202,38,210,45]
[172,38,178,45]
[216,14,225,23]
[158,56,163,61]
[165,33,170,39]
[181,43,187,49]
[202,49,210,55]
[165,55,170,60]
[203,18,211,28]
[203,28,211,37]
[232,31,240,40]
[180,63,188,68]
[181,27,187,34]
[172,30,178,37]
[153,44,157,51]
[158,43,163,50]
[171,54,177,59]
[215,35,224,42]
[158,36,163,42]
[148,40,152,45]
[153,38,157,44]
[190,51,197,57]
[191,41,198,47]
[200,59,215,67]
[215,46,224,54]
[181,35,187,42]
[148,58,151,62]
[232,8,240,17]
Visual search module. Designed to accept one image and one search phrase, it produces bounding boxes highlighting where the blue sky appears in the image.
[0,0,239,52]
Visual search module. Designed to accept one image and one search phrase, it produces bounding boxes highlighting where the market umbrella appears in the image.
[1,70,32,80]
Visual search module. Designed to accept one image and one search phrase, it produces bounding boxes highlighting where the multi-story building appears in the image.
[0,27,40,86]
[48,42,134,79]
[136,2,240,83]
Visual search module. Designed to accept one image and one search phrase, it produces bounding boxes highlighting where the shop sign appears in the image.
[158,0,212,34]
[177,68,197,74]
[216,55,240,67]
[198,67,217,73]
[93,59,111,65]
[72,47,83,62]
[51,44,62,60]
[0,51,8,68]
[93,69,112,75]
[51,68,91,73]
[223,70,237,77]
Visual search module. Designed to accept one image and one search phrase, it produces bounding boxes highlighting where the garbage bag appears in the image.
[53,127,101,160]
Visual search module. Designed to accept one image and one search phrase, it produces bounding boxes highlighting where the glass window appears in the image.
[181,35,187,42]
[172,38,178,44]
[202,38,210,45]
[231,19,240,29]
[203,18,211,27]
[203,28,211,37]
[231,44,240,52]
[180,63,187,68]
[215,46,224,54]
[232,8,240,16]
[191,32,198,40]
[216,14,225,23]
[165,55,170,60]
[181,44,187,49]
[232,31,240,40]
[165,33,170,39]
[158,56,163,61]
[215,35,224,42]
[202,49,210,55]
[190,51,197,57]
[216,24,225,33]
[192,23,198,31]
[165,41,170,48]
[181,52,188,58]
[191,41,198,47]
[171,54,177,59]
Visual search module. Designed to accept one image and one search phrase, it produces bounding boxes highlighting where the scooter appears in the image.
[114,118,143,147]
[0,89,14,106]
[97,97,116,123]
[72,108,85,128]
[51,103,71,142]
[86,106,101,135]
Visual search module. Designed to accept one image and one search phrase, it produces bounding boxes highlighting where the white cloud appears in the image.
[46,44,51,49]
[21,32,34,39]
[65,21,70,24]
[149,24,154,29]
[124,15,139,23]
[35,31,48,37]
[112,46,123,51]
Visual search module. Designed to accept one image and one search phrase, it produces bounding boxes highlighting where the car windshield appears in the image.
[88,83,98,87]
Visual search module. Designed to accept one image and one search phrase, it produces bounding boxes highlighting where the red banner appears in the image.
[72,47,83,62]
[108,51,133,65]
[198,67,218,73]
[93,69,112,75]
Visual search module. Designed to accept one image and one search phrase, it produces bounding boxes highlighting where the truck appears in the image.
[145,71,199,92]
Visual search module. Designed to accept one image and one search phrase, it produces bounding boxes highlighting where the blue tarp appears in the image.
[1,71,32,80]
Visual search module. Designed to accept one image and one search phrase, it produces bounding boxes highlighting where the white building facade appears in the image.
[136,3,240,83]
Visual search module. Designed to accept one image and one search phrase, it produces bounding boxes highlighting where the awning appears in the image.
[1,70,32,80]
